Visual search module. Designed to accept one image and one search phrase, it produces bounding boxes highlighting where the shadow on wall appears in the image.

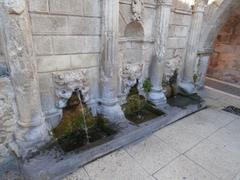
[207,5,240,85]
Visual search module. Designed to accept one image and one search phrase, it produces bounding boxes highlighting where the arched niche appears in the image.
[119,21,145,101]
[120,21,144,64]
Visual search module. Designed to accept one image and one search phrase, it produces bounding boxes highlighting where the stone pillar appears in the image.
[100,0,125,124]
[149,0,172,106]
[1,0,50,157]
[196,49,212,88]
[179,0,207,94]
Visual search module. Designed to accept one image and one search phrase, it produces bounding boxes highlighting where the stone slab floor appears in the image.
[65,87,240,180]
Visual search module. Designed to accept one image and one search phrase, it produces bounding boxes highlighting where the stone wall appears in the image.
[118,0,192,85]
[28,0,102,121]
[28,0,194,120]
[164,0,192,81]
[207,6,240,85]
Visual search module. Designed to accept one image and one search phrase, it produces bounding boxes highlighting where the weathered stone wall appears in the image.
[29,0,194,118]
[28,0,101,120]
[207,6,240,85]
[118,0,192,84]
[164,0,192,80]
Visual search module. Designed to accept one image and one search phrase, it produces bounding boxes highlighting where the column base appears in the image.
[100,99,127,125]
[148,89,167,106]
[178,82,197,95]
[9,123,51,158]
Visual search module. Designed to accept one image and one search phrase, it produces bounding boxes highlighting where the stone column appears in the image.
[1,0,50,157]
[149,0,172,106]
[196,48,213,88]
[100,0,125,124]
[179,0,207,94]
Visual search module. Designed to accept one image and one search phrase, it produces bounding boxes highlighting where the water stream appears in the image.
[76,90,90,144]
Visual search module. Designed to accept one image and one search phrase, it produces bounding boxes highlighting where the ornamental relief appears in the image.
[131,0,144,22]
[121,64,143,96]
[53,70,90,109]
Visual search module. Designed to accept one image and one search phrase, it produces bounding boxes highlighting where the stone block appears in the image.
[169,25,189,37]
[29,0,49,12]
[167,37,187,49]
[50,0,84,15]
[68,17,101,35]
[170,13,191,26]
[84,0,101,17]
[33,36,53,55]
[37,55,71,73]
[53,36,100,54]
[70,54,99,68]
[31,14,68,34]
[38,73,53,91]
[40,91,57,115]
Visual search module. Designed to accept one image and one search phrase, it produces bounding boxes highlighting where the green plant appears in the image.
[143,78,152,93]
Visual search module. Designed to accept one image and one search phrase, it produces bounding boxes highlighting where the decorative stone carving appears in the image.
[100,0,126,123]
[4,0,25,15]
[121,64,143,95]
[195,0,208,12]
[148,0,172,106]
[131,0,144,22]
[53,70,90,109]
[1,0,50,158]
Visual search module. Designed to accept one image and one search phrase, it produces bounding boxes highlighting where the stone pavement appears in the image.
[65,88,240,180]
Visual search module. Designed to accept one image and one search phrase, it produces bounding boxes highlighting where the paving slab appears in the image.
[176,108,236,138]
[153,155,218,180]
[84,149,155,180]
[63,168,90,180]
[125,135,179,174]
[208,119,240,153]
[185,139,240,180]
[154,120,204,153]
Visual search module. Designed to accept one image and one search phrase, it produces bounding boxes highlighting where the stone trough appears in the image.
[21,100,206,180]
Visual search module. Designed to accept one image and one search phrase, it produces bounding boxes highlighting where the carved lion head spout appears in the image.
[121,64,143,95]
[131,0,144,22]
[53,70,90,109]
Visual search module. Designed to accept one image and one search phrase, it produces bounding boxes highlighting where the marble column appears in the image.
[179,0,207,94]
[100,0,125,124]
[1,0,50,157]
[149,0,172,106]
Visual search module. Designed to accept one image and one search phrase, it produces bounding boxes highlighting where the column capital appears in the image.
[156,0,172,6]
[193,0,208,12]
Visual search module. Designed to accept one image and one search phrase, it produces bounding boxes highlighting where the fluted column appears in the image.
[149,0,172,106]
[1,0,50,157]
[100,0,125,123]
[179,0,207,94]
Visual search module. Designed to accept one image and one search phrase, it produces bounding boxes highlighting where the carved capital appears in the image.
[4,0,25,15]
[131,0,144,22]
[156,0,172,6]
[194,0,208,12]
[53,70,90,109]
